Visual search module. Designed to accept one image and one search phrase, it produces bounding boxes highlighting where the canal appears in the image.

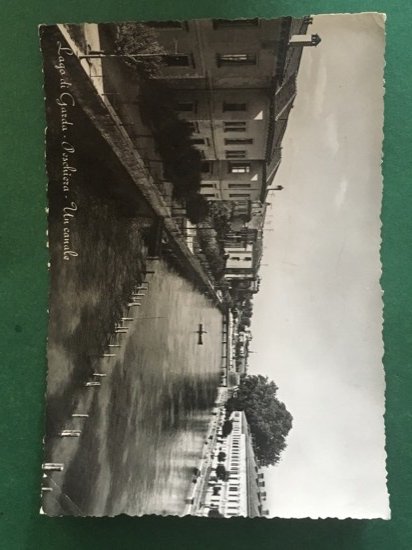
[42,30,223,516]
[44,260,223,516]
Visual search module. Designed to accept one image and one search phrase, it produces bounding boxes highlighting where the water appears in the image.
[42,41,223,516]
[44,260,223,516]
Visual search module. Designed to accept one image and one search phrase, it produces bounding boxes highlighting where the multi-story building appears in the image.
[147,16,319,206]
[223,244,255,282]
[201,410,269,517]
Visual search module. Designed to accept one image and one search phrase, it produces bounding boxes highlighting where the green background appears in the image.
[1,1,411,548]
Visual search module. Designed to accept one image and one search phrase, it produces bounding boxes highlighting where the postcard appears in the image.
[39,13,389,518]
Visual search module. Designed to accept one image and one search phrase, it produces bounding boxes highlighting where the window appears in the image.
[229,162,251,174]
[177,102,196,112]
[223,102,247,112]
[203,192,216,198]
[213,18,259,29]
[187,121,199,133]
[228,184,251,189]
[225,138,253,145]
[224,121,246,133]
[230,193,250,198]
[191,138,206,145]
[202,183,215,189]
[146,21,187,29]
[164,54,192,67]
[217,53,257,66]
[226,150,246,159]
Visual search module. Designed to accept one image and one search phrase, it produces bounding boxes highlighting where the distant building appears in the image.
[147,16,319,206]
[201,411,268,517]
[223,245,255,282]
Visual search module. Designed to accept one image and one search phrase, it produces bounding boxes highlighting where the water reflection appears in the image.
[45,261,222,516]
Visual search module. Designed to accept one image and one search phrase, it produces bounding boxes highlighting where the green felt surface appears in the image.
[1,1,411,548]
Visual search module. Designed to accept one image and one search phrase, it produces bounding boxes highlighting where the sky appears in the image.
[249,13,389,519]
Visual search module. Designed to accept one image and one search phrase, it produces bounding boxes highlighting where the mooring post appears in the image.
[136,282,149,288]
[42,463,64,471]
[59,430,81,437]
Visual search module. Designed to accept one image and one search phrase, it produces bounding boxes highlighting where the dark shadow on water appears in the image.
[43,42,157,464]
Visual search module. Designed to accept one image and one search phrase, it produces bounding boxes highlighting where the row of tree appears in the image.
[115,23,209,224]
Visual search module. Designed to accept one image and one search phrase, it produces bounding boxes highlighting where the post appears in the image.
[42,463,64,471]
[59,430,81,437]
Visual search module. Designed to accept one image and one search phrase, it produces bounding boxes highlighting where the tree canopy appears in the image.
[115,23,166,77]
[226,374,293,466]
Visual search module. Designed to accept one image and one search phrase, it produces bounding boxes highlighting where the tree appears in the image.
[221,419,233,437]
[114,23,166,77]
[208,508,224,518]
[216,464,226,477]
[207,201,234,240]
[185,193,209,224]
[217,451,226,462]
[226,375,293,466]
[138,79,204,214]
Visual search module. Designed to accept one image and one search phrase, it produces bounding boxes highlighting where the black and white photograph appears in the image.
[39,13,389,518]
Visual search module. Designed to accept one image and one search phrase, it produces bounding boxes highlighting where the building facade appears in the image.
[144,17,320,289]
[201,410,268,517]
[147,16,316,205]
